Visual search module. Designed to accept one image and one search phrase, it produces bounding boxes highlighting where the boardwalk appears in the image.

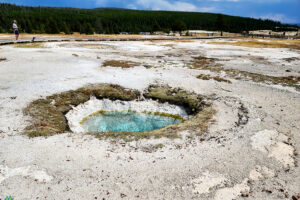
[0,34,228,46]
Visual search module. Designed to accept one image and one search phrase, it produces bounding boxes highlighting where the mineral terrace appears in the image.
[0,37,299,200]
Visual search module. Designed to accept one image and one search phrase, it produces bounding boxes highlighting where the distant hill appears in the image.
[94,7,131,10]
[0,3,297,34]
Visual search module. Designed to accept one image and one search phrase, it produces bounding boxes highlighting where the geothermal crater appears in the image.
[66,98,188,133]
[24,83,213,140]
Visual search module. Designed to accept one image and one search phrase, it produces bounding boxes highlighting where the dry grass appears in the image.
[165,53,183,57]
[79,44,117,50]
[160,44,174,48]
[150,40,172,43]
[190,33,208,37]
[173,39,194,43]
[239,72,300,90]
[24,99,68,137]
[144,85,205,115]
[189,32,240,37]
[190,56,221,71]
[209,39,300,50]
[197,74,211,80]
[192,56,300,90]
[197,74,232,83]
[213,76,232,83]
[102,60,141,68]
[14,42,46,48]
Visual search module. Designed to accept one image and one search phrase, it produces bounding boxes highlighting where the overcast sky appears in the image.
[1,0,299,24]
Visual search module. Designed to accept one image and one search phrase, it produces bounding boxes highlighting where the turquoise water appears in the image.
[81,111,183,132]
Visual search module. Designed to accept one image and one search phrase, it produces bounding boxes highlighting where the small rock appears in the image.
[292,193,300,200]
[262,189,272,194]
[120,193,127,198]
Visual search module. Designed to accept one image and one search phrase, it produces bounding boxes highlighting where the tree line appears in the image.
[0,3,298,35]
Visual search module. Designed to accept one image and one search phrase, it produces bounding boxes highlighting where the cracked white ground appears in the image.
[0,39,299,199]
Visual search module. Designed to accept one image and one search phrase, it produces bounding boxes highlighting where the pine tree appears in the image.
[45,18,59,34]
[45,19,51,33]
[26,19,33,33]
[51,19,60,34]
[94,19,103,34]
[172,20,187,35]
[40,24,45,33]
[153,20,161,32]
[62,22,70,34]
[113,25,119,34]
[216,14,225,36]
[163,28,171,34]
[85,23,94,35]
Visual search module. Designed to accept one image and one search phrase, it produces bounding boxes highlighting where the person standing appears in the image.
[13,20,19,40]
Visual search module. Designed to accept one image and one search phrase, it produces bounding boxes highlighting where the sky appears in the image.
[1,0,299,24]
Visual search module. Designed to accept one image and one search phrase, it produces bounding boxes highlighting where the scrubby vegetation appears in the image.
[14,42,46,48]
[197,74,232,83]
[24,83,140,137]
[209,39,300,50]
[102,60,141,68]
[0,3,298,35]
[144,85,206,115]
[79,44,116,49]
[191,56,300,90]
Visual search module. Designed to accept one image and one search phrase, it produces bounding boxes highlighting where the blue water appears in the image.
[81,111,183,132]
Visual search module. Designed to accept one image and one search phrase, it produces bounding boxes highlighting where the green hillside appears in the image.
[0,3,297,34]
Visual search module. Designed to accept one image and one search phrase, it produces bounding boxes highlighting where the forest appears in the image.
[0,3,298,34]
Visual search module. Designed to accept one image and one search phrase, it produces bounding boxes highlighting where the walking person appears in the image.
[13,20,19,40]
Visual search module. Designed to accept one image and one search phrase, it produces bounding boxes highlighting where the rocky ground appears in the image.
[0,37,299,199]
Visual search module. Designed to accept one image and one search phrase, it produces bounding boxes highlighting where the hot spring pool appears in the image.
[81,111,183,133]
